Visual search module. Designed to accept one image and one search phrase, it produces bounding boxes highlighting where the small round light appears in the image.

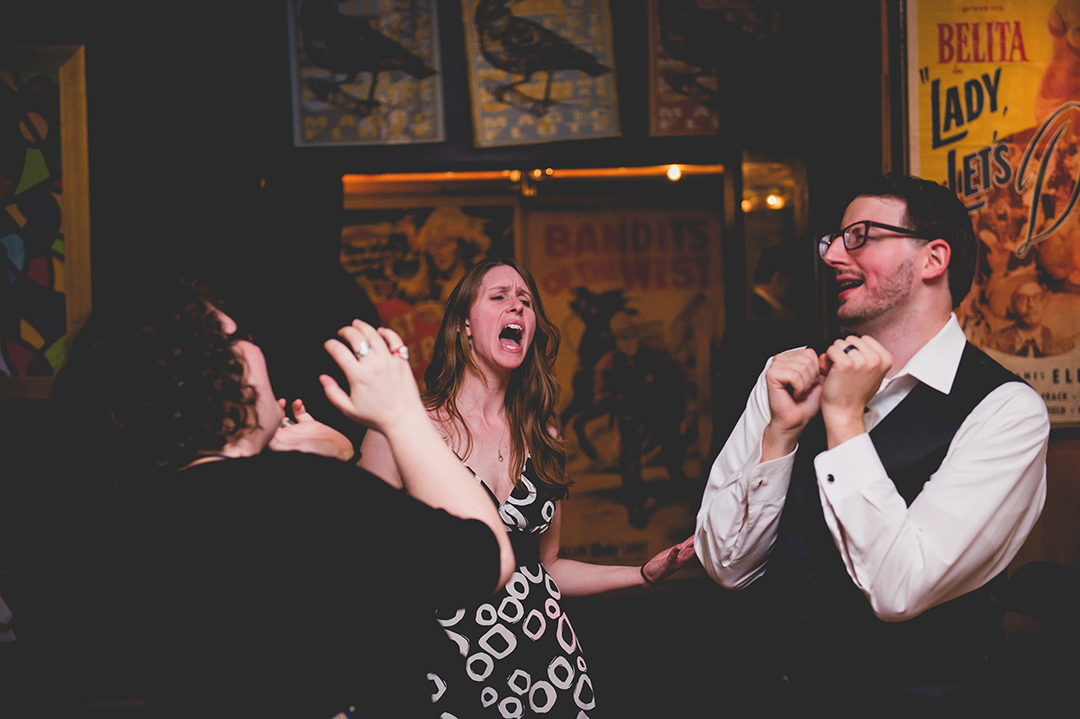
[766,194,784,209]
[666,165,682,181]
[741,199,752,212]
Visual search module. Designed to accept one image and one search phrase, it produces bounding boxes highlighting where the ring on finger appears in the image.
[392,345,410,361]
[355,339,372,359]
[843,344,858,354]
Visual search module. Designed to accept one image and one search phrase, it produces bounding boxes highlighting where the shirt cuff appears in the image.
[812,432,888,501]
[746,443,796,506]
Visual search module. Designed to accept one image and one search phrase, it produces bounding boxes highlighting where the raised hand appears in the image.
[321,321,424,434]
[761,347,823,461]
[819,335,892,448]
[269,398,354,461]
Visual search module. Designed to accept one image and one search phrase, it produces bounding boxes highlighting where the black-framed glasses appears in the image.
[818,220,929,259]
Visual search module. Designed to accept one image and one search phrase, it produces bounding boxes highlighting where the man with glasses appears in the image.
[695,173,1048,710]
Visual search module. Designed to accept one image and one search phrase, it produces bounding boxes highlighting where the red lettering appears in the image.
[622,257,651,289]
[995,22,1008,61]
[545,224,571,257]
[971,23,985,62]
[631,221,652,252]
[1009,21,1027,61]
[688,220,710,251]
[938,24,955,63]
[672,257,694,288]
[957,23,970,62]
[576,223,598,253]
[696,255,712,288]
[655,257,669,289]
[601,222,627,253]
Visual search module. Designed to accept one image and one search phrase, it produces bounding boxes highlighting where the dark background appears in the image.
[0,1,986,715]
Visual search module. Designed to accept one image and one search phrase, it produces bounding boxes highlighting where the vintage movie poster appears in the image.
[526,208,723,567]
[647,0,721,137]
[340,201,516,382]
[287,0,445,146]
[462,0,620,147]
[908,0,1080,424]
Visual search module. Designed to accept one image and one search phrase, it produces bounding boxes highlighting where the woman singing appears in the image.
[358,258,695,717]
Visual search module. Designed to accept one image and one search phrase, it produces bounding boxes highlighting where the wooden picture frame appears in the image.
[0,45,90,399]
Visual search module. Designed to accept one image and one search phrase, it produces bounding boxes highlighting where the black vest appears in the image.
[768,343,1022,695]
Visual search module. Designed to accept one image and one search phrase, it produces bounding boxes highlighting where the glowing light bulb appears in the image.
[766,194,784,209]
[666,165,682,181]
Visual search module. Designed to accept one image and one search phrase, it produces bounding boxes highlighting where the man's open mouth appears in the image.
[837,278,864,293]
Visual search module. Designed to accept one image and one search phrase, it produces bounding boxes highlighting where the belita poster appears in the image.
[908,0,1080,424]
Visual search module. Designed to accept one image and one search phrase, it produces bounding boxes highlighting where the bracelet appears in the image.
[640,564,655,586]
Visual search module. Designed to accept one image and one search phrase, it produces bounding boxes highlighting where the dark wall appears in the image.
[1,0,888,712]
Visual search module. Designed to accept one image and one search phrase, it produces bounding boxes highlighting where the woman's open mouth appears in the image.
[499,322,524,350]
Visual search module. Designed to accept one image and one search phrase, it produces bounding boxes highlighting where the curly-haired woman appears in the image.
[40,282,514,718]
[359,258,696,717]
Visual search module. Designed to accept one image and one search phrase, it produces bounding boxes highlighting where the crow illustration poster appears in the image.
[463,0,621,147]
[287,0,444,146]
[908,0,1080,425]
[647,0,720,137]
[526,207,722,568]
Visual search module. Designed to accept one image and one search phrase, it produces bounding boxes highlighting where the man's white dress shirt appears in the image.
[695,315,1048,621]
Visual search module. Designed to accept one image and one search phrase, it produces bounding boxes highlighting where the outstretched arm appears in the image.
[539,502,696,597]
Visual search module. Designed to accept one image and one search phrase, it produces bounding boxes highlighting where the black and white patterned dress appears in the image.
[429,459,596,718]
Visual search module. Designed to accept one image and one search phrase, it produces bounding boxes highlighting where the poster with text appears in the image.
[908,0,1080,424]
[526,207,723,568]
[463,0,620,147]
[288,0,444,146]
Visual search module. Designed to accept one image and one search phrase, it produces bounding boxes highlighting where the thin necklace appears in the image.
[474,417,506,462]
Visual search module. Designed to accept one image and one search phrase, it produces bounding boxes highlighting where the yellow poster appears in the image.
[909,0,1080,424]
[526,207,722,565]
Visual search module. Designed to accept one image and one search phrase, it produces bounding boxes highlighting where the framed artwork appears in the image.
[462,0,620,147]
[339,196,519,382]
[0,46,90,400]
[647,0,720,137]
[906,0,1080,425]
[287,0,445,146]
[525,204,723,567]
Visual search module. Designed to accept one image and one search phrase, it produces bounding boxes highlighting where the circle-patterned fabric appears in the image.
[430,460,595,718]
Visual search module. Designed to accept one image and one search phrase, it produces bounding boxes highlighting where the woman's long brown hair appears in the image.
[422,258,569,497]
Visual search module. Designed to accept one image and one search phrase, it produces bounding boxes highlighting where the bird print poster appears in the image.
[463,0,621,148]
[647,0,720,137]
[287,0,444,146]
[908,0,1080,424]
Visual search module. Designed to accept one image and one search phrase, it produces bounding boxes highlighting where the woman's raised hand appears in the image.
[321,321,422,434]
[269,398,354,461]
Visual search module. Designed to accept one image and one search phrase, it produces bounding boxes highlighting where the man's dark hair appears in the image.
[52,281,257,479]
[856,173,977,307]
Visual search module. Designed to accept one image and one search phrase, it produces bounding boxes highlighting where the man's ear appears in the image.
[922,239,951,281]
